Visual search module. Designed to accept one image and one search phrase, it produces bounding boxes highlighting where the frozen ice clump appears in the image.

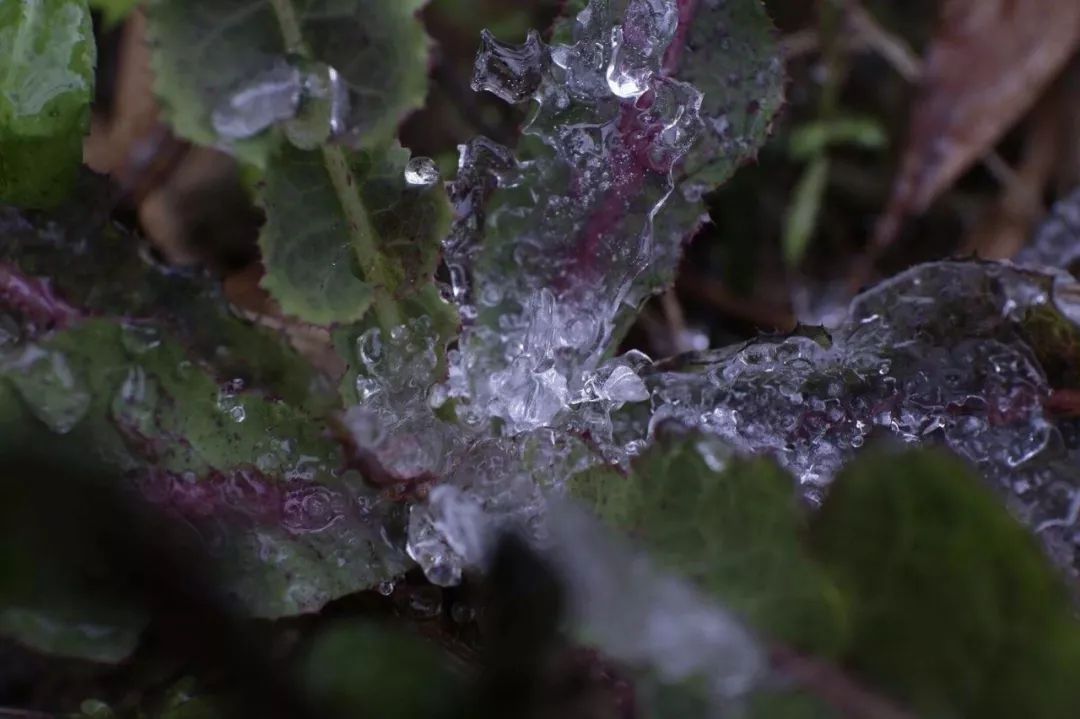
[344,316,459,481]
[645,261,1080,581]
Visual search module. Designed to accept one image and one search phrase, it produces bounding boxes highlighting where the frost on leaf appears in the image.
[646,261,1080,584]
[442,0,782,437]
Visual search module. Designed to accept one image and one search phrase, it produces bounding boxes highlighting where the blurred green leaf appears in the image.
[788,117,888,161]
[782,156,829,267]
[303,621,463,719]
[0,441,147,662]
[812,446,1080,719]
[89,0,140,27]
[0,0,95,207]
[572,435,848,655]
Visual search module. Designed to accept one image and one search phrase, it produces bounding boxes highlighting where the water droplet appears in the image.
[111,365,159,434]
[284,61,350,149]
[216,379,247,423]
[212,60,302,140]
[403,156,440,187]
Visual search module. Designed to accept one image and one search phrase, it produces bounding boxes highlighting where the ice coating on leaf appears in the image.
[446,0,705,436]
[644,261,1080,582]
[394,0,779,586]
[1017,186,1080,275]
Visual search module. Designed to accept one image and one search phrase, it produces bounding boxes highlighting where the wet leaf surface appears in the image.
[0,0,95,207]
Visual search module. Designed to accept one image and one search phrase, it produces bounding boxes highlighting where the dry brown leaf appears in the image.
[874,0,1080,253]
[962,87,1063,259]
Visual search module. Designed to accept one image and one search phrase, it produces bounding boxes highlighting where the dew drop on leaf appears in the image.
[403,157,440,187]
[211,60,302,141]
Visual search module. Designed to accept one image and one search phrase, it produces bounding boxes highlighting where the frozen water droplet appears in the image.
[5,345,91,433]
[600,364,649,403]
[284,61,350,149]
[216,379,247,423]
[404,156,440,187]
[605,0,678,98]
[111,365,159,434]
[472,29,548,104]
[376,579,396,596]
[212,60,302,140]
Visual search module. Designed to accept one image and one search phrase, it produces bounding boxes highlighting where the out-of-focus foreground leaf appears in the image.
[812,447,1080,719]
[571,435,848,655]
[302,621,463,719]
[876,0,1080,247]
[0,0,95,207]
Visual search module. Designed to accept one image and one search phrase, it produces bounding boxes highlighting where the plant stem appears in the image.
[268,0,403,331]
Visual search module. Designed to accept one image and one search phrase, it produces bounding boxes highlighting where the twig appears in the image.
[843,1,922,82]
[770,644,918,719]
[659,289,694,353]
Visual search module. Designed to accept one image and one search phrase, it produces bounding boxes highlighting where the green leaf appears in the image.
[788,116,887,161]
[146,0,431,166]
[0,185,333,410]
[302,621,463,719]
[258,142,454,328]
[0,195,409,620]
[812,447,1080,719]
[0,319,410,618]
[89,0,140,27]
[782,156,829,267]
[673,0,786,193]
[0,0,95,207]
[572,435,848,654]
